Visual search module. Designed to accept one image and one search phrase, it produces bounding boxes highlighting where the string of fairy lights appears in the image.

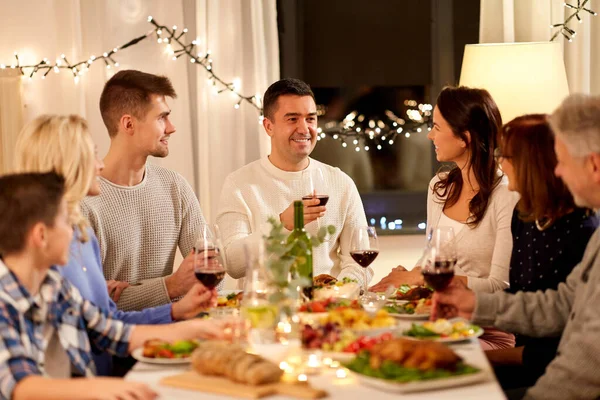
[1,16,262,112]
[4,3,594,151]
[315,101,433,151]
[551,0,597,42]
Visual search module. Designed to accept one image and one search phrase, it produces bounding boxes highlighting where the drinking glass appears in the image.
[301,168,329,206]
[421,227,457,291]
[193,225,226,290]
[349,226,379,296]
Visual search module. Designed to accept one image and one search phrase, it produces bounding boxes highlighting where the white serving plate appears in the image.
[131,348,191,365]
[352,368,490,393]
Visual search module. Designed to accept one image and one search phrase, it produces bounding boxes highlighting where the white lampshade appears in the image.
[459,42,569,124]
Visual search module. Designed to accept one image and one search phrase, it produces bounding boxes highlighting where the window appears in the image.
[277,0,480,234]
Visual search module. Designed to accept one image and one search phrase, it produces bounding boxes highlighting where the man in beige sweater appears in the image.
[82,70,211,311]
[433,94,600,399]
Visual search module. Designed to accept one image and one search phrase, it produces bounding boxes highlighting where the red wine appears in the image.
[193,246,218,255]
[195,271,225,289]
[350,250,379,268]
[302,195,330,206]
[422,271,454,291]
[433,260,456,270]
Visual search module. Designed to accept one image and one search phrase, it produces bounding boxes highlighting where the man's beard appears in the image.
[150,147,169,158]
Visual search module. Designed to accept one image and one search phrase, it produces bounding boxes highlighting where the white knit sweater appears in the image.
[81,163,208,311]
[216,156,372,288]
[427,175,520,293]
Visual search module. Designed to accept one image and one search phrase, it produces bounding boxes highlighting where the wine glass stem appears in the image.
[363,268,368,295]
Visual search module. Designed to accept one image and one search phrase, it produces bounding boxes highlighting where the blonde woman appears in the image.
[13,115,217,375]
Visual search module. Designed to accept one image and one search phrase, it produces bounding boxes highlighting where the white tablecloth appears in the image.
[125,339,507,399]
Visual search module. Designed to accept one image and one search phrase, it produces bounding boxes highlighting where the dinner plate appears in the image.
[351,368,490,393]
[389,312,430,320]
[401,319,484,344]
[385,299,409,305]
[131,348,192,365]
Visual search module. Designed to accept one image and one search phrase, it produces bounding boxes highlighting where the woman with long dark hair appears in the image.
[372,86,519,349]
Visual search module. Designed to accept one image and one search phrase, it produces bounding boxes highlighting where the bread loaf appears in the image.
[191,341,283,385]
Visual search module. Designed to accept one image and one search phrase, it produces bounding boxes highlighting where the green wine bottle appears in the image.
[287,200,314,299]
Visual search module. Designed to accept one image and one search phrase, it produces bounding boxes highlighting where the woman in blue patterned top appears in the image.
[489,114,598,389]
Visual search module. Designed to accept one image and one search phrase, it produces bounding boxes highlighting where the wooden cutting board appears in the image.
[160,371,328,399]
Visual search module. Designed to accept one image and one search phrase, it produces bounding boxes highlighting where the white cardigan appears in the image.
[426,175,520,293]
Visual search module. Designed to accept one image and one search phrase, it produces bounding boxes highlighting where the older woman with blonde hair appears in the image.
[13,114,215,375]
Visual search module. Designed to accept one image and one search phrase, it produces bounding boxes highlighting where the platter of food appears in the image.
[302,321,395,362]
[313,274,361,300]
[133,339,200,364]
[384,298,431,320]
[390,285,433,301]
[316,308,398,336]
[345,338,488,393]
[298,298,361,324]
[402,319,483,343]
[216,290,243,308]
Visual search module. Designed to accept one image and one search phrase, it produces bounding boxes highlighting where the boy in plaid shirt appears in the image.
[0,172,229,400]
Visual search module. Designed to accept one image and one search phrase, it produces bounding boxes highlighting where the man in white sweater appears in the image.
[216,78,372,288]
[82,70,211,311]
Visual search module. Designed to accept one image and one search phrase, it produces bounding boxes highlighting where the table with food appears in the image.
[126,275,505,399]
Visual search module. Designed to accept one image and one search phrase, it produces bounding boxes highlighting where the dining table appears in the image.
[125,336,507,399]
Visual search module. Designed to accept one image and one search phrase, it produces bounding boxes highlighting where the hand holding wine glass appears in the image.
[421,227,457,291]
[193,225,226,291]
[350,226,379,296]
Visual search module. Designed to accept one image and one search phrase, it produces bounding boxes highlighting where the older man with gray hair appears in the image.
[431,94,600,400]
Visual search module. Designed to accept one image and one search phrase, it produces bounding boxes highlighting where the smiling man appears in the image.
[216,78,371,288]
[82,70,211,311]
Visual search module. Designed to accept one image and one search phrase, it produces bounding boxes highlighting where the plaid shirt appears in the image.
[0,260,132,399]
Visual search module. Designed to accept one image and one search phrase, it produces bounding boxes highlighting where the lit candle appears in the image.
[336,368,348,379]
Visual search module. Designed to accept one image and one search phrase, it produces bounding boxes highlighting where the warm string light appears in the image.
[551,0,597,42]
[2,16,262,113]
[5,36,141,84]
[147,17,261,112]
[317,102,432,150]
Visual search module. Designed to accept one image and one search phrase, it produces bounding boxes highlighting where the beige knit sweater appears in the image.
[81,163,208,311]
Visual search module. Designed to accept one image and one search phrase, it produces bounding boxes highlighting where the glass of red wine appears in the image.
[421,227,457,291]
[193,225,226,290]
[350,226,379,296]
[301,167,329,206]
[302,168,330,241]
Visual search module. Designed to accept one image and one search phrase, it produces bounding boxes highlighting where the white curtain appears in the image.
[194,0,278,222]
[480,0,600,94]
[0,0,278,221]
[0,70,24,175]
